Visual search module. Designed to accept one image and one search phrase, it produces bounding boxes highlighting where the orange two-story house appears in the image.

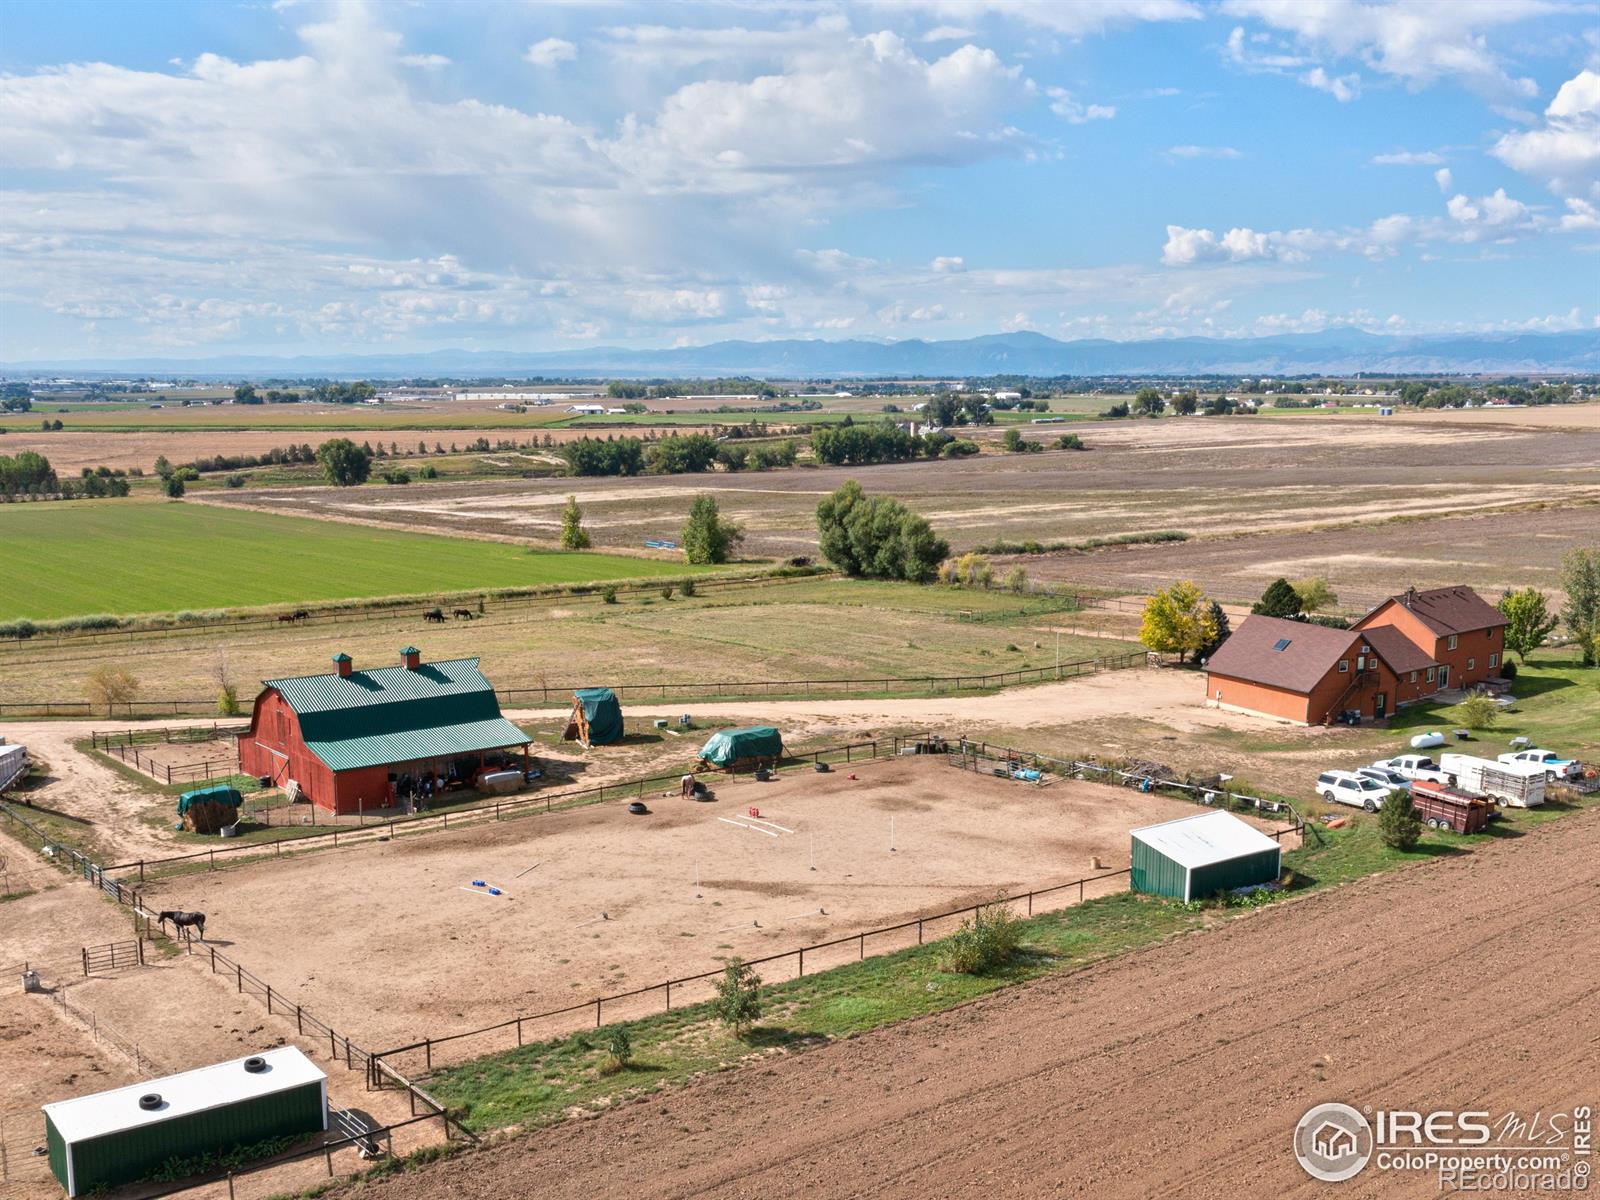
[1353,585,1508,691]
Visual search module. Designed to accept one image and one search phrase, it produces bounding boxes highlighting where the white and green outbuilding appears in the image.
[42,1047,327,1197]
[1129,809,1282,902]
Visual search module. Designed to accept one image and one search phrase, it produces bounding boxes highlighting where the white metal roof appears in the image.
[1130,809,1281,871]
[43,1047,324,1143]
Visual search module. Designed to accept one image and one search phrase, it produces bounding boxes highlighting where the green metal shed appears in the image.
[42,1047,327,1197]
[1129,809,1282,902]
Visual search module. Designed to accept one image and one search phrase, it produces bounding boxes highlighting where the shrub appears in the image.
[217,686,239,717]
[1055,433,1084,450]
[381,470,411,485]
[419,464,439,479]
[1499,660,1518,681]
[601,585,618,604]
[601,1026,632,1075]
[940,900,1022,975]
[1457,692,1499,730]
[712,957,762,1037]
[661,586,674,600]
[1004,565,1028,593]
[941,439,979,458]
[1379,791,1423,851]
[223,473,246,489]
[0,619,37,640]
[162,475,185,498]
[679,578,696,598]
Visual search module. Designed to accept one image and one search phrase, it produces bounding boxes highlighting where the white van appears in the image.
[1439,753,1545,808]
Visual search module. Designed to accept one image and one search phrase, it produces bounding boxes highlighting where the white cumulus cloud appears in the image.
[524,38,577,68]
[1492,69,1600,200]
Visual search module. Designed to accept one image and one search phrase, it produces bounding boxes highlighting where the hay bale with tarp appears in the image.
[178,784,243,834]
[697,725,783,772]
[564,687,623,747]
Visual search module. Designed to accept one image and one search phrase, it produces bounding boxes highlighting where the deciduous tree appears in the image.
[1497,587,1557,664]
[682,495,742,564]
[315,438,372,487]
[1140,580,1217,664]
[1559,547,1599,667]
[712,957,762,1038]
[85,666,140,716]
[560,495,591,550]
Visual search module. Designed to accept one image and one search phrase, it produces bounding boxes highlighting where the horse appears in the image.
[291,609,310,621]
[276,613,296,624]
[452,608,475,620]
[157,910,206,942]
[423,608,446,624]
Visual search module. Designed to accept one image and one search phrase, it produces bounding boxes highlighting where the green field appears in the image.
[0,501,711,620]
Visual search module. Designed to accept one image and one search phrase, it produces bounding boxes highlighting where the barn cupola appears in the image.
[400,646,422,671]
[332,652,353,678]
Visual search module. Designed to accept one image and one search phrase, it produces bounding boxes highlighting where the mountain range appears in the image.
[6,328,1597,379]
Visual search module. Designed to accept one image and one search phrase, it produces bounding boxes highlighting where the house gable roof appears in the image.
[1360,624,1439,677]
[1359,585,1507,637]
[260,657,528,772]
[1203,616,1357,694]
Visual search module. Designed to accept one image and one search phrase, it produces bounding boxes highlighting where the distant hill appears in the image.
[6,328,1598,379]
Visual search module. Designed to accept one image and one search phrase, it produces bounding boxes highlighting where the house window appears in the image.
[1272,637,1292,651]
[1361,644,1371,653]
[1338,660,1348,673]
[1409,671,1417,682]
[1426,667,1436,682]
[1448,635,1458,650]
[1467,657,1475,671]
[1489,653,1498,668]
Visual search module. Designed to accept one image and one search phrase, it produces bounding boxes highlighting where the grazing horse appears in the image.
[423,608,446,623]
[452,608,475,620]
[291,609,310,621]
[276,613,296,624]
[157,910,206,942]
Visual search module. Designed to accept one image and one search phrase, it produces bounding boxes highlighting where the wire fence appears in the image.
[0,570,811,654]
[93,740,242,786]
[0,646,1144,718]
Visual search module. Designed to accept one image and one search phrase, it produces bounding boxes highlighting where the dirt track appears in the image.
[346,805,1600,1200]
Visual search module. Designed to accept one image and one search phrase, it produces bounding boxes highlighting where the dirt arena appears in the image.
[342,788,1600,1200]
[138,757,1291,1056]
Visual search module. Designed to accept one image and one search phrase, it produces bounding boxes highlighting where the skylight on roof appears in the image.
[1272,637,1292,651]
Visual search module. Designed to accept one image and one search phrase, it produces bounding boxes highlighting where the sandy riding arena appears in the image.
[141,757,1291,1059]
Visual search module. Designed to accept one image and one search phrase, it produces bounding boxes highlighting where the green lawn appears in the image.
[0,501,713,620]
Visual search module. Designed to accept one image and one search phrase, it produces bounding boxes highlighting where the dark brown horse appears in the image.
[158,910,206,942]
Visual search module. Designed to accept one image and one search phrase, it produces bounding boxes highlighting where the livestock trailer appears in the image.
[1439,753,1545,808]
[1408,779,1492,834]
[1129,809,1282,903]
[42,1047,327,1197]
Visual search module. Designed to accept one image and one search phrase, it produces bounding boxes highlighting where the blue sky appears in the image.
[1,0,1597,360]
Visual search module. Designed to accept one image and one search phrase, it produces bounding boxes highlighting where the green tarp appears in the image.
[574,688,624,745]
[698,726,783,767]
[177,784,243,815]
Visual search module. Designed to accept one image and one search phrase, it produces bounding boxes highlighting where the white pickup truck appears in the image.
[1373,754,1449,784]
[1497,749,1582,782]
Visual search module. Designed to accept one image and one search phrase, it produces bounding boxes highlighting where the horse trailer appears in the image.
[1438,753,1545,808]
[42,1048,327,1197]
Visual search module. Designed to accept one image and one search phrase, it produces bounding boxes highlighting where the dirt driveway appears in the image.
[337,795,1600,1200]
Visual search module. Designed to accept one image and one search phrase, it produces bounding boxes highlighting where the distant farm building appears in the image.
[238,649,531,814]
[1130,810,1282,902]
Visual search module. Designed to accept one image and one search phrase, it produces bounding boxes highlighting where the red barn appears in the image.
[238,648,531,814]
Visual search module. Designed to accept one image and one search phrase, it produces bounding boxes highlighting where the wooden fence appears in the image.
[105,738,895,879]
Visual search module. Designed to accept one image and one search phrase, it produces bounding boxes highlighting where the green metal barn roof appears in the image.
[42,1047,324,1142]
[263,657,529,772]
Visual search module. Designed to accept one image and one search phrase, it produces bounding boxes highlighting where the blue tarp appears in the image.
[697,726,783,768]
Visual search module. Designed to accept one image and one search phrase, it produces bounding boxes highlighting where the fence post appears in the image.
[517,1016,523,1045]
[82,947,88,977]
[594,999,601,1028]
[210,947,216,973]
[918,919,923,945]
[236,964,242,993]
[859,933,864,961]
[425,1038,431,1070]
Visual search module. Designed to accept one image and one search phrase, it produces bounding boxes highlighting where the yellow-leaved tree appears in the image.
[1139,580,1218,664]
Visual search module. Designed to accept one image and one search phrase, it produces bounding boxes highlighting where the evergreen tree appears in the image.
[1199,599,1231,660]
[1252,577,1303,619]
[1379,789,1422,851]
